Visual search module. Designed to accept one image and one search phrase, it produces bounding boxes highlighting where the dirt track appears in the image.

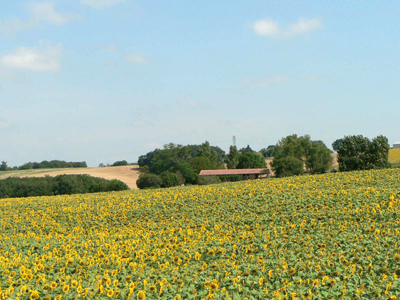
[3,166,140,189]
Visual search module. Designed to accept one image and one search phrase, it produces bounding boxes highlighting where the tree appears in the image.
[260,145,276,158]
[271,156,304,178]
[239,145,254,153]
[160,171,180,188]
[226,145,240,169]
[237,152,267,169]
[332,139,343,152]
[271,134,332,177]
[0,161,7,171]
[197,141,218,162]
[337,135,390,171]
[112,160,128,166]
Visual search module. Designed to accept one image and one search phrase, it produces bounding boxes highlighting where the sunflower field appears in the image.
[389,149,400,164]
[1,169,400,300]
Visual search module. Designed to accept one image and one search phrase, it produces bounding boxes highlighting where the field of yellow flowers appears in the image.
[1,169,400,300]
[389,149,400,163]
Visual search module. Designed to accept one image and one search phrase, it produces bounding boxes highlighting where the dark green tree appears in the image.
[237,152,267,169]
[332,139,343,152]
[260,145,276,157]
[337,135,390,171]
[226,145,240,169]
[136,173,162,189]
[0,161,8,171]
[160,171,180,188]
[239,145,254,153]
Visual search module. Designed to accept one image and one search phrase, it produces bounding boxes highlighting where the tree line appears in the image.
[0,160,87,171]
[136,134,392,189]
[0,175,128,199]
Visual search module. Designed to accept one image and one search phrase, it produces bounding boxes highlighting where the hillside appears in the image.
[0,169,399,298]
[0,165,140,189]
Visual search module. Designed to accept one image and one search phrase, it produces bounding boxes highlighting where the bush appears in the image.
[271,156,304,178]
[136,173,162,189]
[219,175,242,182]
[0,175,129,199]
[112,160,129,167]
[197,176,221,185]
[160,171,180,188]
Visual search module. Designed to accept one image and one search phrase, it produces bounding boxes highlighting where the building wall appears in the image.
[394,144,400,149]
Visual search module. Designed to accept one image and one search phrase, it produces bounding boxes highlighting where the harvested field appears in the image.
[0,165,140,189]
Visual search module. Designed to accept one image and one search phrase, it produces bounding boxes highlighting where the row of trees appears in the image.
[136,134,391,189]
[0,160,87,171]
[0,175,128,199]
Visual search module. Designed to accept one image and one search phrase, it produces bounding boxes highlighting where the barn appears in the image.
[394,142,400,149]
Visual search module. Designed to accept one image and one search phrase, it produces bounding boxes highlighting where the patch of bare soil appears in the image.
[21,165,140,189]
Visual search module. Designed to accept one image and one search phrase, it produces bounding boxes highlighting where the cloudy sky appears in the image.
[1,1,399,167]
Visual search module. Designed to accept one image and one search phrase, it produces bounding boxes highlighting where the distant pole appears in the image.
[233,136,236,146]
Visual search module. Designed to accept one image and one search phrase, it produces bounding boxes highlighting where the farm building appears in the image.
[199,168,270,180]
[394,142,400,149]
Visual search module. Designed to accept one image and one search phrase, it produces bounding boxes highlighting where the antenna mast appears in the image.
[233,136,236,146]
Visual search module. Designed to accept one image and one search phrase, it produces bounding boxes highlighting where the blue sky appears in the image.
[1,1,399,167]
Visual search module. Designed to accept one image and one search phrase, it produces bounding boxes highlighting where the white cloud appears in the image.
[252,19,279,37]
[127,54,148,64]
[252,17,322,39]
[81,0,126,9]
[0,42,63,72]
[0,2,79,35]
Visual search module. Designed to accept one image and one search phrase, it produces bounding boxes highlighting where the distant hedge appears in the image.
[0,175,129,199]
[18,160,87,170]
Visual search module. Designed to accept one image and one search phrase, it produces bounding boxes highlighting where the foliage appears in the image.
[218,175,242,182]
[337,135,390,171]
[136,173,162,189]
[137,142,225,188]
[260,145,277,157]
[332,138,343,152]
[0,175,128,199]
[197,175,222,185]
[272,134,332,177]
[160,171,180,188]
[226,145,239,169]
[1,169,400,299]
[18,160,87,170]
[389,148,400,163]
[112,160,129,167]
[237,152,267,169]
[0,161,7,171]
[238,145,254,153]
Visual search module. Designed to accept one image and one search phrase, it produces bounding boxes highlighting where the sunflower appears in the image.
[43,297,52,300]
[107,289,114,297]
[129,282,135,289]
[289,268,296,275]
[149,286,156,292]
[29,291,39,300]
[62,285,70,293]
[71,280,78,288]
[51,282,58,289]
[210,282,219,291]
[313,279,319,287]
[54,296,62,300]
[77,286,83,294]
[259,277,264,285]
[137,290,146,300]
[113,279,119,287]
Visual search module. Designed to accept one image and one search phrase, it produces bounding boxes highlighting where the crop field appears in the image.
[389,149,400,164]
[1,169,400,299]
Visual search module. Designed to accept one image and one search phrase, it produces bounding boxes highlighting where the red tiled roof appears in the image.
[199,168,270,176]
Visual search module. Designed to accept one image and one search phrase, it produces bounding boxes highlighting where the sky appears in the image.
[1,1,399,167]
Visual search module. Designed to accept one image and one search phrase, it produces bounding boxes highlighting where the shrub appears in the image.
[160,171,180,188]
[112,160,129,167]
[136,173,162,189]
[197,176,221,185]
